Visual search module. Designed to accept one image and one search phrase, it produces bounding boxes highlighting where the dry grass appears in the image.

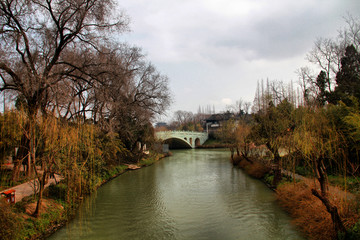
[277,181,360,240]
[24,198,64,216]
[237,157,251,169]
[246,162,271,179]
[235,157,270,179]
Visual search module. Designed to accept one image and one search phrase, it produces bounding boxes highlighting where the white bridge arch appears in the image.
[155,131,208,149]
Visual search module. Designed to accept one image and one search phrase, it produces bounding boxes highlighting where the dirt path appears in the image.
[0,174,63,203]
[281,169,306,181]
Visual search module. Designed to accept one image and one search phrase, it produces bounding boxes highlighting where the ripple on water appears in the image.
[47,150,305,240]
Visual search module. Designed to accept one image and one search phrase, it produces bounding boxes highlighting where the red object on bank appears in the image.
[1,189,15,204]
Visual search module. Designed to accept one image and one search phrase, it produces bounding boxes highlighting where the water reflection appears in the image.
[48,149,305,240]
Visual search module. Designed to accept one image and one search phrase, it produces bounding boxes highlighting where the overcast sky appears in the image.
[117,0,360,121]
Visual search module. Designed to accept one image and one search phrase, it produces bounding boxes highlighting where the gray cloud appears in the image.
[119,0,360,116]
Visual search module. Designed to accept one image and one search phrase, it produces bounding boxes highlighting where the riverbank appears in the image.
[232,154,360,240]
[48,149,305,239]
[0,152,169,240]
[196,144,230,149]
[196,138,230,149]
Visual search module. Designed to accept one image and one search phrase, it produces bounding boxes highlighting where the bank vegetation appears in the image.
[226,16,360,240]
[0,1,170,239]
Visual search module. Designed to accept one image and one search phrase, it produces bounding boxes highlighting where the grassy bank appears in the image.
[232,154,360,240]
[0,152,168,240]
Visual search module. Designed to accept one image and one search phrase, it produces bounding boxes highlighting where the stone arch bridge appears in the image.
[155,131,208,149]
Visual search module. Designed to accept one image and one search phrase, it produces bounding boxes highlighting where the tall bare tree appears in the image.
[306,37,342,91]
[0,0,127,177]
[0,0,128,217]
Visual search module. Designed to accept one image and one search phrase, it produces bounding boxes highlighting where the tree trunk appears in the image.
[312,157,346,239]
[27,116,36,177]
[230,147,234,162]
[266,142,282,186]
[272,152,282,187]
[26,153,32,176]
[11,158,21,182]
[33,171,46,218]
[311,189,346,238]
[315,158,328,196]
[241,150,254,163]
[12,133,30,181]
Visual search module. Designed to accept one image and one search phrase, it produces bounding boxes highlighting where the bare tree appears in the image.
[0,0,128,114]
[243,101,251,115]
[173,110,194,127]
[74,45,171,152]
[0,0,127,216]
[300,15,360,106]
[306,38,342,91]
[339,14,360,50]
[296,67,316,106]
[229,98,252,117]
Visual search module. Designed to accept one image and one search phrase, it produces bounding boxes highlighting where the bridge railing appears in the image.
[155,130,209,148]
[155,131,208,139]
[155,130,208,135]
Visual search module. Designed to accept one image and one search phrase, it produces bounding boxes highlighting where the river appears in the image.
[48,149,305,240]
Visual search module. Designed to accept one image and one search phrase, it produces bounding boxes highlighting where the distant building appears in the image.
[203,111,235,132]
[155,122,168,128]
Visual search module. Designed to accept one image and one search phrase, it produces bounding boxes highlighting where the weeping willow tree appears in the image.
[252,99,295,186]
[0,107,132,231]
[59,121,85,210]
[44,119,101,211]
[0,110,26,182]
[234,120,252,161]
[342,100,360,176]
[32,114,83,217]
[33,114,128,217]
[33,115,60,217]
[293,107,347,237]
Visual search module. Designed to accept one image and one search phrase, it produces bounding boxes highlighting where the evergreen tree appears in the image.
[315,70,328,106]
[333,45,360,106]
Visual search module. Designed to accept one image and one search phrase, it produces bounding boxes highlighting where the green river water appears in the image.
[48,149,305,240]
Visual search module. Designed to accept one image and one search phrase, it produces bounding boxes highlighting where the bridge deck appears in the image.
[155,131,208,149]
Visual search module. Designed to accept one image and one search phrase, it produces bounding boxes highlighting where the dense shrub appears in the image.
[328,175,360,194]
[346,220,360,239]
[293,166,312,177]
[47,183,67,201]
[0,200,22,240]
[264,173,274,185]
